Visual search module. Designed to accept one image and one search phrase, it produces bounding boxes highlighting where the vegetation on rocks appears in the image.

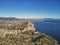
[0,21,59,45]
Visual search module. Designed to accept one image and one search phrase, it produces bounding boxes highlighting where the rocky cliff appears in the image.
[0,21,59,45]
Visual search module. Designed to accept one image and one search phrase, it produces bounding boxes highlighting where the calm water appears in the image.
[34,22,60,43]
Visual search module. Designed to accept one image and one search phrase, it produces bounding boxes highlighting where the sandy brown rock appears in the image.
[0,21,59,45]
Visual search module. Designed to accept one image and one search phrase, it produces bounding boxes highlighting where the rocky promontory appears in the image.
[0,21,59,45]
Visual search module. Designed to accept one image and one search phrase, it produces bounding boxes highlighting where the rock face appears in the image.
[7,21,35,31]
[0,21,59,45]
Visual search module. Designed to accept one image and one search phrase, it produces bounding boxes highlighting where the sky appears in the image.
[0,0,60,19]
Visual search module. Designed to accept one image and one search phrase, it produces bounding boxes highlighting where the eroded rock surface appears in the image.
[0,21,59,45]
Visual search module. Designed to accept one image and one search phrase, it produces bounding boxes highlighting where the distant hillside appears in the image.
[0,17,40,22]
[0,17,17,20]
[41,18,60,22]
[0,17,60,22]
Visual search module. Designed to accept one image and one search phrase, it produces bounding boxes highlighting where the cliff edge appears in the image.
[0,21,59,45]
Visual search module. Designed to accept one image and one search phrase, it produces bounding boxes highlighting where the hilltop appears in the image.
[0,20,59,45]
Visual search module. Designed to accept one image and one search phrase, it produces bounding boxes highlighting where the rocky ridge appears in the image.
[0,21,59,45]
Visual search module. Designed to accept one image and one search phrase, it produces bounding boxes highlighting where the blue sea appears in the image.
[34,22,60,43]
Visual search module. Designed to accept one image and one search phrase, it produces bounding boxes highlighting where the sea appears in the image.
[34,21,60,43]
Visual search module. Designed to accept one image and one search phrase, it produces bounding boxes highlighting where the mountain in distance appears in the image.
[0,17,40,22]
[0,17,60,23]
[41,18,60,22]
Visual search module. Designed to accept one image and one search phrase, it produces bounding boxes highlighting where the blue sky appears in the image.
[0,0,60,19]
